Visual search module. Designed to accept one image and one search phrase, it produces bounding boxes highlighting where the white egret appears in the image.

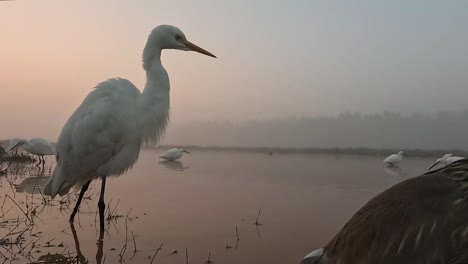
[383,151,407,166]
[428,153,465,170]
[159,148,190,161]
[9,138,56,168]
[43,25,216,229]
[300,161,468,264]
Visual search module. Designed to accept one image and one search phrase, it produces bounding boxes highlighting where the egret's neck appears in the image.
[143,49,169,99]
[140,48,170,145]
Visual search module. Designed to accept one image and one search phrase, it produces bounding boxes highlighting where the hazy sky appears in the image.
[1,1,468,141]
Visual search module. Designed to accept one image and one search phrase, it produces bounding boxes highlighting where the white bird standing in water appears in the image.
[159,148,190,161]
[9,138,56,168]
[383,151,407,166]
[428,153,465,170]
[43,25,216,230]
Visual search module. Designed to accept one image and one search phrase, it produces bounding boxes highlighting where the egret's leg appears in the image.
[35,156,41,167]
[96,233,104,264]
[98,176,107,235]
[41,156,45,170]
[70,181,91,222]
[70,222,86,263]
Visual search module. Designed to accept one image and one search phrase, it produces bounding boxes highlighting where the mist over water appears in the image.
[164,110,468,150]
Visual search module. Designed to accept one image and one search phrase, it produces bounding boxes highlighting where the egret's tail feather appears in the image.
[300,248,325,264]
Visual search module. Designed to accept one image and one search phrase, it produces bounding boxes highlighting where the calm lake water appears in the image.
[0,150,436,264]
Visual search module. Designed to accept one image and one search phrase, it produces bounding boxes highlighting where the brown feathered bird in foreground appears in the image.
[301,159,468,264]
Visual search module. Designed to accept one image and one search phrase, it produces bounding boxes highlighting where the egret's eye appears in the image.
[175,35,182,41]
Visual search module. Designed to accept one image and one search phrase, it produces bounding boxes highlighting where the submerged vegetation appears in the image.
[0,160,266,263]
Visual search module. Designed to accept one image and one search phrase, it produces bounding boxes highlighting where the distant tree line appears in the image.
[162,110,468,151]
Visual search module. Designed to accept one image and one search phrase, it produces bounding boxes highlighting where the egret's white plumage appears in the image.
[383,151,407,166]
[9,138,55,155]
[9,138,56,167]
[428,153,465,170]
[42,25,215,224]
[159,148,190,161]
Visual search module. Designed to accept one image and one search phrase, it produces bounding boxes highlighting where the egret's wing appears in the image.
[28,138,56,155]
[44,78,142,198]
[448,157,466,165]
[160,148,179,158]
[383,154,396,163]
[322,162,468,264]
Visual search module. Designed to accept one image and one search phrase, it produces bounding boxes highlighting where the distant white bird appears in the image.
[43,25,216,229]
[428,153,465,170]
[9,138,56,168]
[159,148,190,161]
[383,151,407,166]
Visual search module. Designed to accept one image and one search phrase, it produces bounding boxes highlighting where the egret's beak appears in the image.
[428,161,440,170]
[403,153,408,157]
[183,150,191,154]
[180,40,216,58]
[8,142,21,152]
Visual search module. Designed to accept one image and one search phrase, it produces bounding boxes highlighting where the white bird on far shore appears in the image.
[383,151,407,166]
[159,148,190,161]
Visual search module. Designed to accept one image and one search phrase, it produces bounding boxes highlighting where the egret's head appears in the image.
[8,139,26,151]
[428,158,442,170]
[143,25,216,71]
[398,151,407,157]
[179,148,190,154]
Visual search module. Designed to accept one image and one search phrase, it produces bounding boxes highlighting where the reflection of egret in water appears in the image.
[70,222,103,264]
[160,160,189,171]
[31,253,76,264]
[256,224,263,240]
[14,176,50,194]
[383,165,406,178]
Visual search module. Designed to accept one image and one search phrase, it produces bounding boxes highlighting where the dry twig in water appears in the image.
[204,252,213,264]
[149,242,164,264]
[129,230,138,260]
[254,207,263,225]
